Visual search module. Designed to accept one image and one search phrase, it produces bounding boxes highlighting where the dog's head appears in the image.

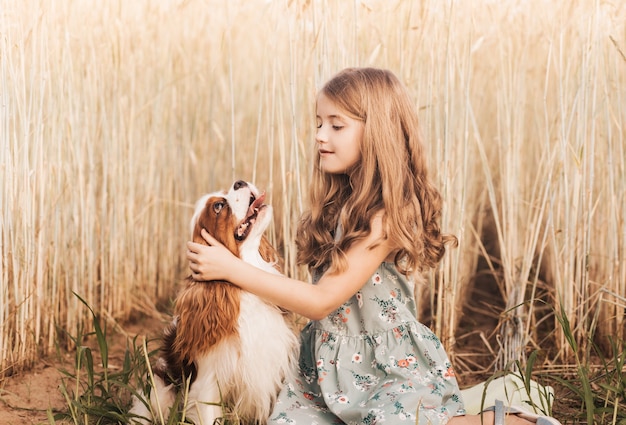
[164,180,285,374]
[190,180,272,258]
[169,180,275,369]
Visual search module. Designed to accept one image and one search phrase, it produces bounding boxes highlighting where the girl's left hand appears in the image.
[186,228,238,282]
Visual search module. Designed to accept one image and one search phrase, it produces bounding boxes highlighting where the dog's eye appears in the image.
[213,201,225,214]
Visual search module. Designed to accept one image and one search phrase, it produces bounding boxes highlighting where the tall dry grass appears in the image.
[1,0,624,381]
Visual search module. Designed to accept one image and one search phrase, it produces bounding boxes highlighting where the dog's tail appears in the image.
[157,319,197,388]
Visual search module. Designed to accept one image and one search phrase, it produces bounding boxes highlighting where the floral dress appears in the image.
[268,262,466,425]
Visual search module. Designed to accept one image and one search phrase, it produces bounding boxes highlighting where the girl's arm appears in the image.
[187,214,393,321]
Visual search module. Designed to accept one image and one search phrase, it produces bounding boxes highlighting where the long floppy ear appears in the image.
[174,194,242,362]
[259,235,283,273]
[173,280,240,364]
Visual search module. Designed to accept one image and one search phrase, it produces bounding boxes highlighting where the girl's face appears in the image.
[315,93,364,175]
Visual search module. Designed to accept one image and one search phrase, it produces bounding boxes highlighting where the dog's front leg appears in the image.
[129,374,176,424]
[185,369,226,425]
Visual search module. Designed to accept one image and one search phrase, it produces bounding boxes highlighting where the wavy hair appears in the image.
[296,67,457,275]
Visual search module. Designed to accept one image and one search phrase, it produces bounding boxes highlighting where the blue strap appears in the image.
[494,399,505,425]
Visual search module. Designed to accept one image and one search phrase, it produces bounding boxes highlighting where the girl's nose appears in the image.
[315,126,327,143]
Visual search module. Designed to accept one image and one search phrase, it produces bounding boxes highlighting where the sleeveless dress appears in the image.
[268,262,466,425]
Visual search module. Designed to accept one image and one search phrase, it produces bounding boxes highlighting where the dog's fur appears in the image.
[130,180,299,424]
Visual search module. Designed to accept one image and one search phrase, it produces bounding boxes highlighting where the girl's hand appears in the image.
[186,229,238,282]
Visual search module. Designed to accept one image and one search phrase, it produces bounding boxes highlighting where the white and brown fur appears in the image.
[130,180,299,425]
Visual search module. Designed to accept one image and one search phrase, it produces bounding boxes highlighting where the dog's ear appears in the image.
[173,281,240,363]
[259,235,283,273]
[194,196,240,256]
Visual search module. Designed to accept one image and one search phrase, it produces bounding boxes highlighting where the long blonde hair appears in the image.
[296,67,456,275]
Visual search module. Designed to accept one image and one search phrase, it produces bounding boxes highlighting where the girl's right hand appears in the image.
[186,229,239,282]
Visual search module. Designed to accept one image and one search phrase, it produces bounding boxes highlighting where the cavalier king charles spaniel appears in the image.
[130,180,299,424]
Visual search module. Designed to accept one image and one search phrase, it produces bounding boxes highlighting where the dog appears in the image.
[130,180,299,424]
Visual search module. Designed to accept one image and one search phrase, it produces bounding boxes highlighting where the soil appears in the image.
[0,315,166,425]
[0,356,68,425]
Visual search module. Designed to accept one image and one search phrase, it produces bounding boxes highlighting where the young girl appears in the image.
[187,68,559,425]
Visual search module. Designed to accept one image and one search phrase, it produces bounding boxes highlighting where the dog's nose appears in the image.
[233,180,248,190]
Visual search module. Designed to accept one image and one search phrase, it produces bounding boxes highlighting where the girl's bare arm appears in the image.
[187,214,393,320]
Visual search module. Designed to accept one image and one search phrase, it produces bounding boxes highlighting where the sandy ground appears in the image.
[0,316,165,425]
[0,356,68,425]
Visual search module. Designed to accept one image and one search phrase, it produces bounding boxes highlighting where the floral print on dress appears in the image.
[317,358,331,384]
[320,331,338,350]
[351,370,380,392]
[356,291,364,308]
[328,301,353,331]
[284,382,298,399]
[300,357,318,385]
[268,262,466,425]
[392,401,416,421]
[362,408,385,424]
[417,329,443,349]
[393,353,417,369]
[372,295,399,324]
[326,391,350,405]
[270,412,295,424]
[397,381,417,394]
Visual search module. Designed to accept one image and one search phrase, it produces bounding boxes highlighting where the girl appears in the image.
[187,68,559,425]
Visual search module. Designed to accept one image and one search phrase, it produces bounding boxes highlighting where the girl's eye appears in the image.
[213,202,225,214]
[316,121,343,130]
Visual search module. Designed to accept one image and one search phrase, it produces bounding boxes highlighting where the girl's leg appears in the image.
[448,407,561,425]
[449,412,535,424]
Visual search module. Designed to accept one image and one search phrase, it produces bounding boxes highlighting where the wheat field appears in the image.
[1,0,624,386]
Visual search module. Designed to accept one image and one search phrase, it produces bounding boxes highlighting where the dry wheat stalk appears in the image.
[1,0,624,377]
